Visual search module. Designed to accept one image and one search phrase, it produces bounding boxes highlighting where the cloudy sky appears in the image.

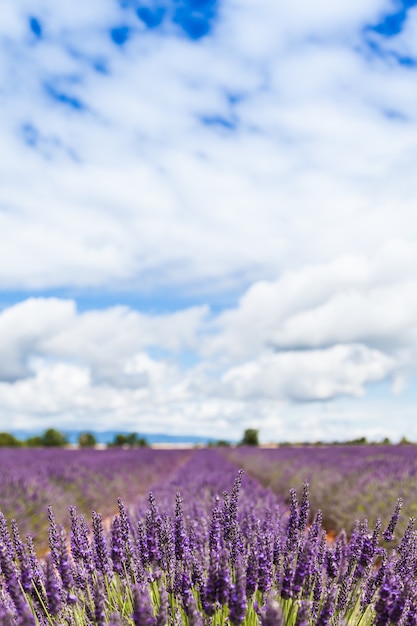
[1,0,417,442]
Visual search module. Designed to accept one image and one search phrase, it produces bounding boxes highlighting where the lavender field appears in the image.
[0,446,416,624]
[222,445,417,537]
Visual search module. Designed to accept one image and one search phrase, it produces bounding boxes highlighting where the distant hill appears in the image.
[10,428,220,446]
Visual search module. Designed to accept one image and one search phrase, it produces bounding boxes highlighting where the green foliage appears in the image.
[41,428,68,447]
[110,432,148,447]
[240,428,259,446]
[0,432,22,447]
[346,436,367,445]
[78,432,97,448]
[25,435,43,447]
[208,439,231,448]
[399,436,413,445]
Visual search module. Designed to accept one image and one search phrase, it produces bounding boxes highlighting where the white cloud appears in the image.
[220,345,394,401]
[1,0,417,293]
[1,1,417,439]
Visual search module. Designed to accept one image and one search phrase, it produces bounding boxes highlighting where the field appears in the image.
[0,445,416,624]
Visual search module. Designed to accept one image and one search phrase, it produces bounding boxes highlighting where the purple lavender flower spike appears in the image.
[69,507,94,573]
[216,543,231,605]
[45,556,62,616]
[0,541,31,617]
[316,587,336,626]
[10,520,32,594]
[132,585,156,626]
[285,489,300,553]
[0,512,15,560]
[203,557,217,616]
[226,470,244,540]
[258,524,273,594]
[118,498,135,576]
[48,505,60,569]
[136,520,150,567]
[57,524,74,595]
[145,506,161,566]
[298,482,310,533]
[25,535,45,597]
[174,492,188,562]
[374,574,395,626]
[183,592,204,626]
[111,516,124,576]
[310,571,323,622]
[383,498,403,542]
[246,548,258,598]
[92,511,112,579]
[293,540,314,596]
[209,497,222,554]
[228,555,247,626]
[93,576,106,626]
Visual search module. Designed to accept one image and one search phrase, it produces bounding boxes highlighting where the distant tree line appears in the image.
[0,426,413,448]
[0,429,149,448]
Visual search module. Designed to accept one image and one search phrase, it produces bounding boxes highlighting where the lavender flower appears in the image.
[69,507,94,573]
[229,556,247,626]
[174,492,189,562]
[10,519,32,594]
[246,548,258,598]
[93,576,106,626]
[57,524,74,594]
[224,470,244,542]
[0,541,29,616]
[257,525,273,594]
[383,498,403,542]
[47,506,60,569]
[92,511,112,579]
[111,515,124,576]
[45,557,62,616]
[316,587,336,626]
[285,489,300,553]
[298,482,310,533]
[0,512,15,560]
[132,585,155,626]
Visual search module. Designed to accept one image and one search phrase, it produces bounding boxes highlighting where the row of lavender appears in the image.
[223,445,417,537]
[0,447,192,552]
[0,448,415,624]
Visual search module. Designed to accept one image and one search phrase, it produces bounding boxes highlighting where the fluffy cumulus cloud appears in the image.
[1,0,417,440]
[2,244,417,440]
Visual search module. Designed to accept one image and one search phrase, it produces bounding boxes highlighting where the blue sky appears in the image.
[1,0,417,441]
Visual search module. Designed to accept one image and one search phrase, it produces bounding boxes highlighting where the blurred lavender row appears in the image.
[0,447,192,551]
[223,445,417,536]
[0,448,416,624]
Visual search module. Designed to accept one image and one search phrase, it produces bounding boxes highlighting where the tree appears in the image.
[126,432,139,446]
[112,433,128,447]
[240,428,259,446]
[111,432,148,447]
[399,436,413,445]
[25,436,43,447]
[78,432,97,448]
[41,428,68,447]
[0,432,22,447]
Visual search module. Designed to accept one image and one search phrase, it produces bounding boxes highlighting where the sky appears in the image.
[1,0,417,442]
